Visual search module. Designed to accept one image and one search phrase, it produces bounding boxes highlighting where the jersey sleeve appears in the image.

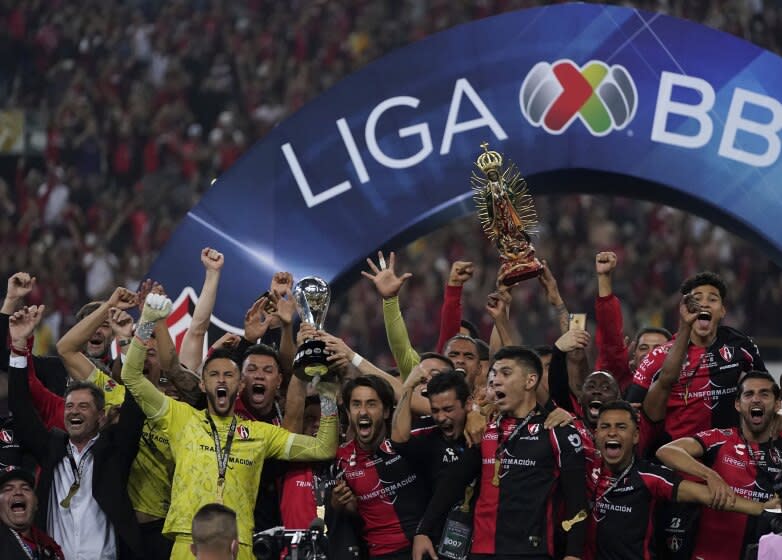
[435,285,463,353]
[638,461,680,501]
[88,367,126,408]
[692,428,732,465]
[281,414,338,461]
[740,337,766,372]
[626,344,668,402]
[121,338,168,419]
[382,296,421,380]
[551,425,588,557]
[594,294,631,390]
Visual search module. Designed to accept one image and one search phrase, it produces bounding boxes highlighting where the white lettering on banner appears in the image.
[440,78,508,155]
[718,88,782,166]
[651,72,715,149]
[366,96,433,169]
[283,66,782,208]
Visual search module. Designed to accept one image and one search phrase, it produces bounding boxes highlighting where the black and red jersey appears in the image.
[584,456,679,560]
[690,427,782,559]
[418,409,587,558]
[629,326,764,440]
[335,439,427,557]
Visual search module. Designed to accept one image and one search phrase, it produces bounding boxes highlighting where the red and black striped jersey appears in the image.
[691,427,782,560]
[335,439,427,557]
[629,326,764,440]
[584,456,680,560]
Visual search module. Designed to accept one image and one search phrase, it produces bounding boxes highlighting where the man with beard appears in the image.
[122,294,338,560]
[586,400,779,560]
[8,305,143,559]
[656,371,782,560]
[413,346,587,560]
[331,375,428,559]
[392,368,471,490]
[0,466,64,560]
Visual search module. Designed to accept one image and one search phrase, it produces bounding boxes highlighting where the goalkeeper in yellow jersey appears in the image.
[122,293,339,560]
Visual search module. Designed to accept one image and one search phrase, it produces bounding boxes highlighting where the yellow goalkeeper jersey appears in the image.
[89,368,173,519]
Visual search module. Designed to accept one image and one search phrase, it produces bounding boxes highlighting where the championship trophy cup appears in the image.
[292,276,334,382]
[472,142,543,286]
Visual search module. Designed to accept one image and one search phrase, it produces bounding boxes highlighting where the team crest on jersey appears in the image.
[237,425,250,440]
[379,440,396,455]
[527,423,540,436]
[104,379,117,392]
[667,535,682,551]
[719,345,734,362]
[0,429,13,444]
[591,467,600,481]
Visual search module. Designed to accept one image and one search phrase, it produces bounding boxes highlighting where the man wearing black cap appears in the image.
[0,466,64,560]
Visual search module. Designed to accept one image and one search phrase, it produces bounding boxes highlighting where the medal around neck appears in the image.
[472,142,543,286]
[292,277,335,382]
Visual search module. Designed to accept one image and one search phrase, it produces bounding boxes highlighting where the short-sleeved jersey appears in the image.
[335,439,427,557]
[473,412,586,557]
[630,326,763,440]
[92,369,174,519]
[585,457,679,560]
[150,399,294,545]
[691,427,782,559]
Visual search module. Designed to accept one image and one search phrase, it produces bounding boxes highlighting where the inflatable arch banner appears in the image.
[149,3,782,336]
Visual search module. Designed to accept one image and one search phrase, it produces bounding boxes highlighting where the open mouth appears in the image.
[10,499,26,513]
[357,417,372,437]
[750,406,765,424]
[588,401,602,419]
[494,391,506,402]
[215,386,228,406]
[68,416,84,427]
[252,384,266,396]
[696,311,712,330]
[603,440,622,459]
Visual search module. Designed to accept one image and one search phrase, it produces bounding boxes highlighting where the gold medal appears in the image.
[316,505,326,522]
[492,458,501,487]
[60,482,80,508]
[216,476,225,504]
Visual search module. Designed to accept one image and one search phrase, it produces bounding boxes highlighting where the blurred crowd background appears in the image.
[2,0,781,361]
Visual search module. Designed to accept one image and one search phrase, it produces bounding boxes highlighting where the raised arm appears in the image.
[391,365,428,443]
[180,248,224,371]
[538,260,570,335]
[435,261,474,353]
[487,287,515,358]
[121,294,172,419]
[321,332,404,401]
[1,272,35,315]
[283,381,339,461]
[56,287,137,380]
[644,295,697,422]
[594,252,631,387]
[362,251,419,380]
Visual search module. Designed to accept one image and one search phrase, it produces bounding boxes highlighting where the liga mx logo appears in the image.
[521,60,638,136]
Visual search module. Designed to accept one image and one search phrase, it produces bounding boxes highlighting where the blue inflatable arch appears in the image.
[149,4,782,329]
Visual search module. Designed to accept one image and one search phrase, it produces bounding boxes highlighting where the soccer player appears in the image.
[587,400,778,560]
[190,504,238,560]
[122,294,339,560]
[331,375,428,559]
[656,371,782,560]
[413,346,587,560]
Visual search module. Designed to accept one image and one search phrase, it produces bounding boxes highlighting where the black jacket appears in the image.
[0,524,63,560]
[8,362,144,558]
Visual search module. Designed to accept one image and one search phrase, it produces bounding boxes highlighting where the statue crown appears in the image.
[477,141,503,174]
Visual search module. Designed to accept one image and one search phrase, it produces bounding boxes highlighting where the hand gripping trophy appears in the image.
[472,142,544,286]
[292,276,335,382]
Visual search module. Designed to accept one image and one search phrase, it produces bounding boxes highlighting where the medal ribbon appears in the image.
[206,413,237,504]
[60,443,92,508]
[492,407,538,486]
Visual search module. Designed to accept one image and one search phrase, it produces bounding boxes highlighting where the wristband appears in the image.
[351,353,363,367]
[9,354,28,369]
[117,338,131,347]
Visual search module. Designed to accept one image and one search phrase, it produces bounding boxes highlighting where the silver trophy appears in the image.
[292,277,333,381]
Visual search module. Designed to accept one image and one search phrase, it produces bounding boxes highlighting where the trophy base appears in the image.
[499,259,544,286]
[293,339,336,382]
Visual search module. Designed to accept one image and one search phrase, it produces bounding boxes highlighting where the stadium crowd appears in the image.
[1,0,782,361]
[2,1,782,560]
